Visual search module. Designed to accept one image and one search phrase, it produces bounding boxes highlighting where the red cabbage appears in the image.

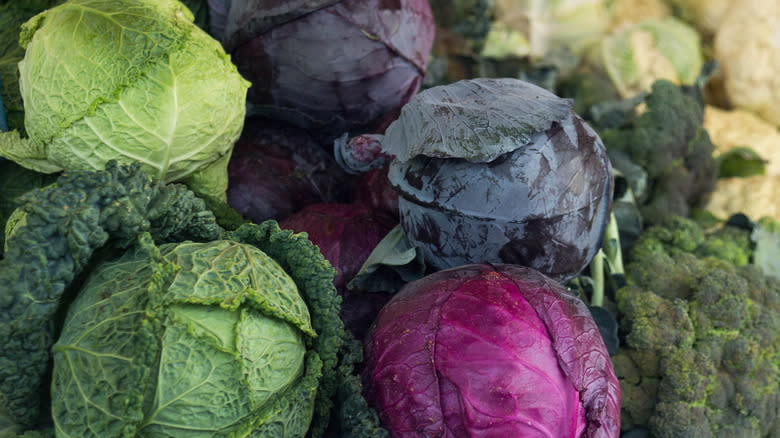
[226,118,350,223]
[364,263,621,438]
[383,78,614,282]
[351,166,399,220]
[212,0,435,136]
[279,203,398,337]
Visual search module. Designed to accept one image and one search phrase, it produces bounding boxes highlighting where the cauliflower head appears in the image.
[714,0,780,125]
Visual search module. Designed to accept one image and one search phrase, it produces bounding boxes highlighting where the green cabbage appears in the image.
[51,237,320,437]
[482,0,612,58]
[598,17,703,98]
[0,0,249,201]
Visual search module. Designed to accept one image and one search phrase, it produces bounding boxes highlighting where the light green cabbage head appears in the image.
[482,0,612,58]
[0,0,250,201]
[52,236,320,437]
[598,17,703,98]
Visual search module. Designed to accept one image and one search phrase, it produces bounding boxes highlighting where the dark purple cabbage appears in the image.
[226,118,350,223]
[210,0,435,136]
[364,263,622,438]
[279,203,397,337]
[351,166,399,220]
[383,78,614,283]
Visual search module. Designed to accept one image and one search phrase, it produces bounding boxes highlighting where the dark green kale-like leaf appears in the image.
[325,331,389,438]
[0,160,58,257]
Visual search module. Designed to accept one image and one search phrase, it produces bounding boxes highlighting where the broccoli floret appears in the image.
[600,80,718,227]
[615,216,780,438]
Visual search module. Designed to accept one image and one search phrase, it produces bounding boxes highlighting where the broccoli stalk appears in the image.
[590,212,625,308]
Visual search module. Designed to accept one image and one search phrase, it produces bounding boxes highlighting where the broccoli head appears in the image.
[614,215,780,438]
[600,80,719,226]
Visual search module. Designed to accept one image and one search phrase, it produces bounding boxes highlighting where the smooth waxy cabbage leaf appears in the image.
[364,263,621,437]
[382,77,574,162]
[385,79,614,282]
[1,0,249,200]
[214,0,434,136]
[52,237,319,437]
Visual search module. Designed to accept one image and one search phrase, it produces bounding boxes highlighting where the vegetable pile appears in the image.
[0,1,778,438]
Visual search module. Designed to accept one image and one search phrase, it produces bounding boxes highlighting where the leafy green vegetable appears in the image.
[751,217,780,280]
[52,236,318,437]
[0,0,249,201]
[717,146,768,178]
[599,17,703,98]
[0,161,221,432]
[325,332,389,438]
[0,159,57,257]
[0,0,64,133]
[1,161,365,436]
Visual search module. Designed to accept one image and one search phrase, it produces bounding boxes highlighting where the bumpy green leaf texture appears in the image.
[386,78,614,282]
[0,0,64,133]
[52,237,318,437]
[364,263,621,437]
[0,161,347,436]
[5,0,249,197]
[0,159,57,256]
[224,222,345,438]
[0,162,221,430]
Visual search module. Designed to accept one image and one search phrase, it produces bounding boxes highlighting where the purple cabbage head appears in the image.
[210,0,435,136]
[363,263,622,437]
[279,203,398,337]
[383,78,614,282]
[226,118,350,223]
[351,166,400,220]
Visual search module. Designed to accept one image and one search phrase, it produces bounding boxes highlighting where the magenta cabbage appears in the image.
[383,78,614,282]
[210,0,435,135]
[364,263,622,438]
[226,118,350,223]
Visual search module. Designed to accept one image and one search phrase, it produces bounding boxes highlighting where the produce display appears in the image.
[0,1,778,437]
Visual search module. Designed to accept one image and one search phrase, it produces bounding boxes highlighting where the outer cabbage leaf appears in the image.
[225,221,345,437]
[18,0,193,146]
[0,0,65,133]
[599,17,703,98]
[215,0,342,49]
[222,0,434,136]
[226,118,351,224]
[1,161,352,436]
[0,159,57,256]
[382,78,574,162]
